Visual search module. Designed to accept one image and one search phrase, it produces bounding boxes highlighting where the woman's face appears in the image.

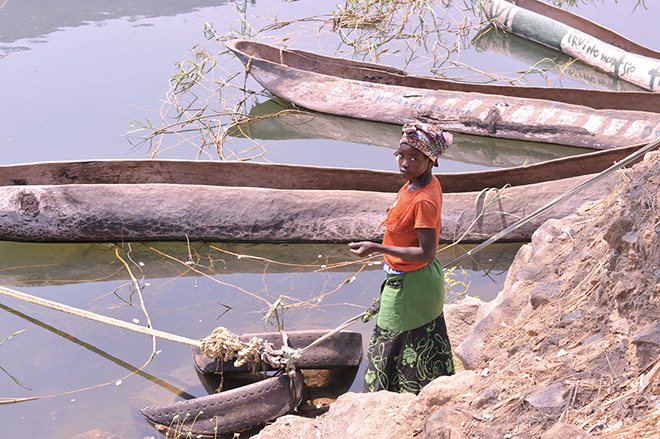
[394,143,433,182]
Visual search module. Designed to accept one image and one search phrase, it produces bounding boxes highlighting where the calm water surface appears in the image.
[0,0,657,437]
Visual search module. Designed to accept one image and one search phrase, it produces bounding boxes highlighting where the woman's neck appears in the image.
[407,173,433,191]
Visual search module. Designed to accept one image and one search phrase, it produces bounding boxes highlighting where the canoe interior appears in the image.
[0,143,643,194]
[230,40,660,115]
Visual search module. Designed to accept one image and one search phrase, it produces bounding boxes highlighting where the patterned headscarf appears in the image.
[399,123,453,165]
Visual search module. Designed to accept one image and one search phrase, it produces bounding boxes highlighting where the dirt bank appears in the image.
[253,150,660,439]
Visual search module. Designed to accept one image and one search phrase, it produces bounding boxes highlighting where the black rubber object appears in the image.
[140,372,303,437]
[192,330,363,374]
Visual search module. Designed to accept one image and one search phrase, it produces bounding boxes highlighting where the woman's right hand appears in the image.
[348,241,378,257]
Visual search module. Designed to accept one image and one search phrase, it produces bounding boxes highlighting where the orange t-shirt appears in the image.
[381,177,442,272]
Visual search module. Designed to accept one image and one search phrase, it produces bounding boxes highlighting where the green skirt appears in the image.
[363,259,453,394]
[363,313,455,394]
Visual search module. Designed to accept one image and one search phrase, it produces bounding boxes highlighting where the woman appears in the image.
[348,123,455,394]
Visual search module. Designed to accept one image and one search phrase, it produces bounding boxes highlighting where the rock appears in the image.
[310,391,416,439]
[603,217,633,252]
[631,322,660,370]
[423,406,469,439]
[539,421,597,439]
[560,310,582,321]
[455,280,534,370]
[445,296,496,346]
[409,370,478,417]
[502,243,531,292]
[472,384,501,410]
[593,341,628,377]
[253,414,319,439]
[524,382,571,416]
[256,371,477,439]
[609,317,630,335]
[530,281,564,309]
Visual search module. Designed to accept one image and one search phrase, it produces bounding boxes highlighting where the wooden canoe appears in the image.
[483,0,660,92]
[225,39,660,150]
[0,145,640,243]
[473,25,646,93]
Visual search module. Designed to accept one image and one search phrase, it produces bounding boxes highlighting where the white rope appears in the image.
[0,285,202,348]
[444,138,660,268]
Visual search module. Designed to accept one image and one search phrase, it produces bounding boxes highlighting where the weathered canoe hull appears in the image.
[483,0,660,92]
[473,26,646,93]
[0,146,639,243]
[0,172,619,243]
[226,39,660,149]
[0,144,641,193]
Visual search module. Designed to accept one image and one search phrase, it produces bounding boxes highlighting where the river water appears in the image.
[0,1,657,437]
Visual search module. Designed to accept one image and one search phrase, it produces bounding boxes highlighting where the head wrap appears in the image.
[399,123,453,165]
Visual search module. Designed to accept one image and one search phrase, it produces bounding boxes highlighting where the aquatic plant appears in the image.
[124,0,491,160]
[0,330,31,390]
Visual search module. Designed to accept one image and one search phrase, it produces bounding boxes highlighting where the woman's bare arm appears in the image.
[348,228,437,263]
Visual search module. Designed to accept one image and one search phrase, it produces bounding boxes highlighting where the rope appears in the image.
[0,285,202,347]
[199,327,262,367]
[443,137,660,269]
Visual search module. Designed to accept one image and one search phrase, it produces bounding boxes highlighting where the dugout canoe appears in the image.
[140,330,362,437]
[483,0,660,93]
[0,145,642,243]
[226,39,660,150]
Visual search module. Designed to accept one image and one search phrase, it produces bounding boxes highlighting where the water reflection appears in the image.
[236,98,589,170]
[0,302,196,400]
[0,0,229,46]
[0,240,520,295]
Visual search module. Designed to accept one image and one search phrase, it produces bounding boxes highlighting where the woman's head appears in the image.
[398,123,452,166]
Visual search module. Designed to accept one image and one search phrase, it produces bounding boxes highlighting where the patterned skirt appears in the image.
[363,313,454,394]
